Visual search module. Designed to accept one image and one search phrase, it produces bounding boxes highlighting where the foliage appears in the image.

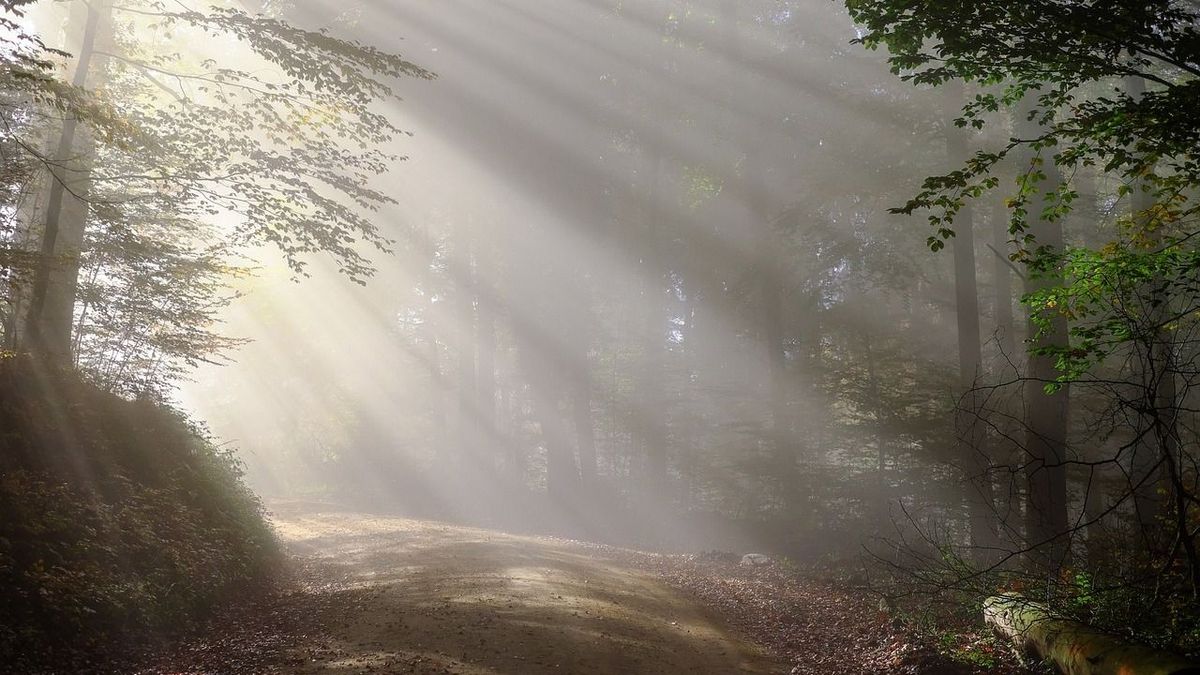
[72,211,250,398]
[847,0,1200,259]
[0,359,277,670]
[0,0,434,395]
[96,0,435,281]
[1024,238,1200,391]
[845,0,1200,655]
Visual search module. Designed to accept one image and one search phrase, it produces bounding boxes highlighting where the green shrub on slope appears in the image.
[0,359,277,669]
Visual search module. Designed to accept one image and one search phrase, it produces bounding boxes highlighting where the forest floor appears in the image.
[135,505,1026,674]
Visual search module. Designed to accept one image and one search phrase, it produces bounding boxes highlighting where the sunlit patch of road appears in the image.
[271,505,784,674]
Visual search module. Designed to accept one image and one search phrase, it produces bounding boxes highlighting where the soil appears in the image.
[132,506,1026,674]
[140,506,784,674]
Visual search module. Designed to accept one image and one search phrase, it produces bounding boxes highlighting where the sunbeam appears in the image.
[4,0,1200,672]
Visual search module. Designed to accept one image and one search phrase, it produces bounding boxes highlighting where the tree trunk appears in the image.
[989,188,1024,550]
[992,209,1017,362]
[637,151,668,494]
[573,375,597,490]
[722,0,790,486]
[984,594,1200,675]
[26,0,111,366]
[475,242,498,474]
[1124,76,1174,546]
[505,383,524,482]
[862,332,889,527]
[526,361,578,501]
[947,88,998,558]
[419,222,448,461]
[452,220,476,473]
[756,188,788,479]
[1015,102,1071,571]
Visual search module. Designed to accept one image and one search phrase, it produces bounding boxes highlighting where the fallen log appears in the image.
[983,593,1200,675]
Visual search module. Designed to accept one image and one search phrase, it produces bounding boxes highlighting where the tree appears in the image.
[943,86,998,558]
[4,0,433,391]
[25,0,110,365]
[847,0,1200,624]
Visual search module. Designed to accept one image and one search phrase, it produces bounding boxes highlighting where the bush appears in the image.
[0,358,277,670]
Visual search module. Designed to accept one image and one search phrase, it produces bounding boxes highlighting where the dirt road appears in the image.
[269,508,785,674]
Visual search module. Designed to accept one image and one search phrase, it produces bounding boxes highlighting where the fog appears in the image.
[173,0,977,558]
[7,0,1200,670]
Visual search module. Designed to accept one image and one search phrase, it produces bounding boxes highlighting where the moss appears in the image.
[984,593,1200,675]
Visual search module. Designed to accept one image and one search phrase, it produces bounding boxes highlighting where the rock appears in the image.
[740,553,771,566]
[694,550,739,564]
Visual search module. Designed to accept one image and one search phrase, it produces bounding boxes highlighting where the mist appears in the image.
[179,0,953,552]
[4,0,1199,672]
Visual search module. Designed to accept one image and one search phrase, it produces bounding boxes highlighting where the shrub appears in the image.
[0,359,277,669]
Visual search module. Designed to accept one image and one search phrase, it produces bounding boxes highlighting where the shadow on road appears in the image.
[273,508,784,674]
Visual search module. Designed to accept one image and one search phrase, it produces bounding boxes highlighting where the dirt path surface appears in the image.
[132,508,1028,675]
[257,508,784,674]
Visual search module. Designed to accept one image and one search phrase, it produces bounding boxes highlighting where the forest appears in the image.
[1,0,1199,673]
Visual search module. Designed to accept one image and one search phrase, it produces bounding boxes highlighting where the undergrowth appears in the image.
[0,358,277,671]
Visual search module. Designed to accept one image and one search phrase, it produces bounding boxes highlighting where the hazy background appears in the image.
[177,0,1007,555]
